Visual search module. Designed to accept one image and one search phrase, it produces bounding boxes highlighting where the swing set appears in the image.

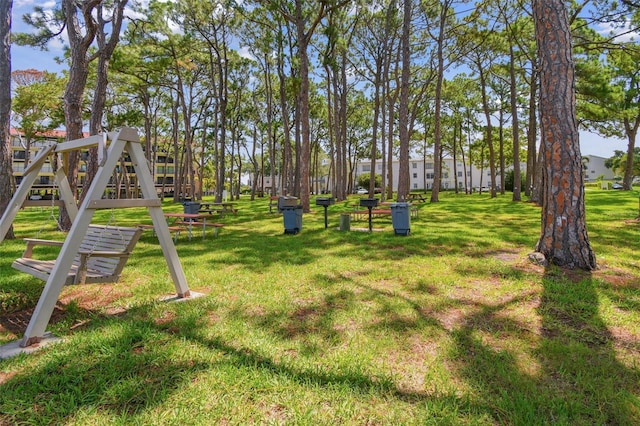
[0,128,193,348]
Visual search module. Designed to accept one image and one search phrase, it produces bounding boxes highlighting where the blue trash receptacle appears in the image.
[390,202,411,236]
[182,201,201,214]
[282,206,303,234]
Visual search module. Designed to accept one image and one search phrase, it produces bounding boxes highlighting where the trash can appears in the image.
[282,206,303,234]
[278,196,299,212]
[339,213,351,231]
[182,201,201,214]
[390,202,411,235]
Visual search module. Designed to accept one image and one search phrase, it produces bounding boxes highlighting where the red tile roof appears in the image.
[10,128,89,138]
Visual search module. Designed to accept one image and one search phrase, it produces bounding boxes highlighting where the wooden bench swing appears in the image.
[13,225,143,285]
[0,128,193,348]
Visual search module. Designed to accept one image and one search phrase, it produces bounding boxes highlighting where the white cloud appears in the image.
[596,20,639,43]
[237,46,255,61]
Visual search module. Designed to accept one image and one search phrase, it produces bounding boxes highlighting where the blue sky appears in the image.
[9,1,630,159]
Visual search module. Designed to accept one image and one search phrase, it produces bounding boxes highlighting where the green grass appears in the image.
[1,190,639,425]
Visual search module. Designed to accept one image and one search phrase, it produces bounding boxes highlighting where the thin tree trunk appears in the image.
[510,44,522,201]
[479,66,497,198]
[622,117,638,190]
[526,65,538,198]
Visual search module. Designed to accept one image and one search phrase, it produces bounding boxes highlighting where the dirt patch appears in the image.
[0,284,133,337]
[0,304,68,336]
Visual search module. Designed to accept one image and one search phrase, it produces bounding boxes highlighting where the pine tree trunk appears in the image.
[533,0,596,270]
[0,0,14,240]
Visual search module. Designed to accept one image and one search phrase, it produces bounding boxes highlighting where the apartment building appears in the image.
[356,157,491,192]
[356,154,615,192]
[9,128,176,197]
[582,155,615,182]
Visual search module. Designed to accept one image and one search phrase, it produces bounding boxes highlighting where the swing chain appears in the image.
[35,153,61,238]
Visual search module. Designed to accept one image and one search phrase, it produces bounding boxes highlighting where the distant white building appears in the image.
[582,155,615,182]
[356,154,616,192]
[356,157,499,191]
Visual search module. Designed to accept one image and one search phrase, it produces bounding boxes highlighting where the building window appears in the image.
[426,162,434,169]
[413,173,418,179]
[426,173,434,179]
[444,172,449,179]
[458,171,463,177]
[413,183,418,189]
[362,165,371,172]
[412,162,417,168]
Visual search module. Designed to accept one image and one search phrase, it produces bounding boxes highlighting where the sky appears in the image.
[9,1,631,159]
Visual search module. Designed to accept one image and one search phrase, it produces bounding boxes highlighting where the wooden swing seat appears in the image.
[12,225,143,285]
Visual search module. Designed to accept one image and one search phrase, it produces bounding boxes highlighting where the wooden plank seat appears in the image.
[12,225,143,285]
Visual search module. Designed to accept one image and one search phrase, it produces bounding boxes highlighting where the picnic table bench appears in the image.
[139,213,225,241]
[137,224,184,242]
[199,202,237,216]
[406,193,427,202]
[350,208,392,221]
[349,204,419,221]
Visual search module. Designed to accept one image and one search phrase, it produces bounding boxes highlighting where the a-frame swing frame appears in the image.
[0,127,191,347]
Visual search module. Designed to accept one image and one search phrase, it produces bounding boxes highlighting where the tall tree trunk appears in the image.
[533,0,596,270]
[59,0,99,230]
[81,1,127,204]
[339,54,348,200]
[277,26,293,195]
[622,117,638,190]
[296,21,311,210]
[430,1,449,203]
[397,0,411,200]
[0,0,14,240]
[498,108,505,194]
[478,65,497,198]
[526,64,538,198]
[510,44,522,201]
[370,58,382,198]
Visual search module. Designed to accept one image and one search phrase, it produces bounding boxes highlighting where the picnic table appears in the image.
[163,213,224,240]
[198,202,238,216]
[406,193,427,202]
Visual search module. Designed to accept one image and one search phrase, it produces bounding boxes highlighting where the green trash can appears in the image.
[282,206,303,234]
[390,202,411,236]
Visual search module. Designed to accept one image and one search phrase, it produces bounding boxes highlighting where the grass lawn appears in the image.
[1,190,638,425]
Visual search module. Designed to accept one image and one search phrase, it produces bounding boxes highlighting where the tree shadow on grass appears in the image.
[449,267,639,424]
[0,313,210,424]
[536,269,639,424]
